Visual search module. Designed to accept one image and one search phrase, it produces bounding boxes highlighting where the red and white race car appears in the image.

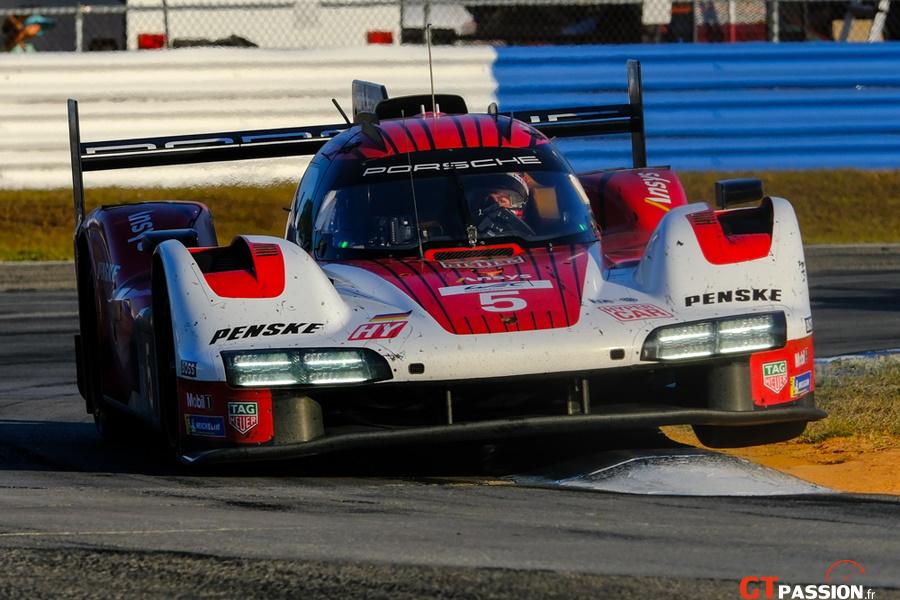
[69,61,822,464]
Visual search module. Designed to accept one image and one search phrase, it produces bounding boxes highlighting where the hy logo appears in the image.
[762,360,788,394]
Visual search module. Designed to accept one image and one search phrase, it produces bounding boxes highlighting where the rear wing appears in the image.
[69,59,646,227]
[510,60,647,170]
[67,100,346,227]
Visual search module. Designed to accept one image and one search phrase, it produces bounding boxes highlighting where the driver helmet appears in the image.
[480,172,529,218]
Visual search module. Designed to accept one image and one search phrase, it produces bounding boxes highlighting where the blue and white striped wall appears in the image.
[1,43,898,188]
[493,42,900,172]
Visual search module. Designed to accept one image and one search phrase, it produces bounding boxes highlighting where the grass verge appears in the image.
[801,357,900,442]
[0,185,296,260]
[1,170,899,261]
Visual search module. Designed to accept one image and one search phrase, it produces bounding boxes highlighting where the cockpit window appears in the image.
[312,146,597,259]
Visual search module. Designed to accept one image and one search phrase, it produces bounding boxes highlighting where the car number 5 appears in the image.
[479,291,527,312]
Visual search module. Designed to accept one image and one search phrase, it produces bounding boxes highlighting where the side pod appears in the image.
[634,198,810,337]
[152,236,352,383]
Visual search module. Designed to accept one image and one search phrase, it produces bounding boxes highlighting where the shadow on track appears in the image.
[0,416,689,481]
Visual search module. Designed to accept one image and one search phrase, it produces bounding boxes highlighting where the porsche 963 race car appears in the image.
[68,61,823,464]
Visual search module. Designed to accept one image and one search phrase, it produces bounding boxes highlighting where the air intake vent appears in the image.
[253,243,280,257]
[432,247,515,261]
[687,210,717,226]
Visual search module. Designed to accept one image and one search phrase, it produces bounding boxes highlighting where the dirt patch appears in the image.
[664,426,900,495]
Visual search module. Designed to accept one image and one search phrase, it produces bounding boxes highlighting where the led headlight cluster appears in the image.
[641,312,786,361]
[223,348,392,388]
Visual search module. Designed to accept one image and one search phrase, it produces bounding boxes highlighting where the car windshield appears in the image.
[313,148,597,259]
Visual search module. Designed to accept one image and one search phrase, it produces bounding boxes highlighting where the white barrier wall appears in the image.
[0,47,498,189]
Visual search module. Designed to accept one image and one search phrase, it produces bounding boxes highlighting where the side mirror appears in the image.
[715,178,764,209]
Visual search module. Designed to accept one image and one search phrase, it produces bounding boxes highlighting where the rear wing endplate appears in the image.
[67,100,345,227]
[507,59,647,170]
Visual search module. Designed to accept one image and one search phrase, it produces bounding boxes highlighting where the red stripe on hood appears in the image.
[347,245,589,335]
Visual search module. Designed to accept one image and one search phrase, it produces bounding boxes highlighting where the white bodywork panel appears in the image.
[154,198,810,385]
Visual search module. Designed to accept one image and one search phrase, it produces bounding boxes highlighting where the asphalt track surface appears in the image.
[1,249,899,598]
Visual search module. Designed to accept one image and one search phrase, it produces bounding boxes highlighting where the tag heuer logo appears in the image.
[227,401,259,435]
[762,360,788,393]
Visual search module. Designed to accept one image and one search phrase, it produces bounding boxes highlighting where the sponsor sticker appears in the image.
[228,401,259,435]
[790,371,812,398]
[97,262,121,283]
[209,322,324,345]
[180,360,197,378]
[794,348,809,368]
[599,303,673,321]
[458,273,532,284]
[804,316,814,334]
[639,171,673,209]
[127,210,155,244]
[438,256,524,270]
[185,414,225,438]
[684,288,782,307]
[438,279,553,297]
[762,360,788,394]
[185,392,212,410]
[362,156,541,177]
[348,311,411,341]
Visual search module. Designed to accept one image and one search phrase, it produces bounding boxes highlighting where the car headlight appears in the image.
[641,312,786,361]
[222,348,392,388]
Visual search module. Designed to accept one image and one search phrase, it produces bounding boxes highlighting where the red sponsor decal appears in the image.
[228,401,259,435]
[348,320,408,341]
[599,303,673,321]
[761,360,788,393]
[178,379,273,444]
[750,336,814,407]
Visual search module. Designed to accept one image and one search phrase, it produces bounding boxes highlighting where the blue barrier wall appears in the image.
[493,42,900,172]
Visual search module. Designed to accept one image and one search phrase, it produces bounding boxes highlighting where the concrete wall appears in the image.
[0,46,497,188]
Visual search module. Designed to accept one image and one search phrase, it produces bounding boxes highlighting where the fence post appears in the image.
[692,0,698,42]
[162,0,171,48]
[75,4,84,52]
[767,0,781,42]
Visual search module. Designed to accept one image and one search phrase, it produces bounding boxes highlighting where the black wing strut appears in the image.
[507,59,647,169]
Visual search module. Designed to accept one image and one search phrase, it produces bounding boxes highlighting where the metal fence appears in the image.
[2,0,898,51]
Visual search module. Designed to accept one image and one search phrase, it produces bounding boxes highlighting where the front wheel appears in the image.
[692,421,807,448]
[152,260,182,459]
[92,401,135,445]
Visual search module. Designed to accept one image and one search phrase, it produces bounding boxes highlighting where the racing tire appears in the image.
[77,242,137,444]
[75,241,103,415]
[92,401,135,445]
[692,421,807,448]
[151,260,183,461]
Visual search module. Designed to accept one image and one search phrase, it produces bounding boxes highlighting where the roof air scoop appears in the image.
[351,80,388,118]
[375,94,467,119]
